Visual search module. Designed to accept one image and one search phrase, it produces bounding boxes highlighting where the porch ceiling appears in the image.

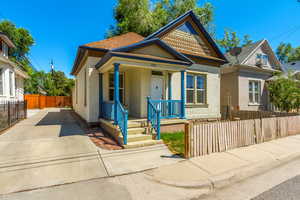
[96,52,190,73]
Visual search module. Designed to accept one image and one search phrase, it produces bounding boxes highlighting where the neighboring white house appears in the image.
[0,32,28,101]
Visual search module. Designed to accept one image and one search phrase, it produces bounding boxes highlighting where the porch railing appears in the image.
[147,97,161,140]
[102,102,114,120]
[101,101,128,145]
[149,99,182,119]
[115,101,128,145]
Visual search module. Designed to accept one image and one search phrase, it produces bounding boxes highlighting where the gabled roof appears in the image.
[225,39,281,69]
[0,32,16,48]
[225,40,264,64]
[112,38,194,64]
[144,10,227,62]
[83,32,144,49]
[282,61,300,72]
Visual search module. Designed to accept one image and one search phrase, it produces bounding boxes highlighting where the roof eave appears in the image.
[95,51,192,70]
[112,38,194,64]
[184,53,228,65]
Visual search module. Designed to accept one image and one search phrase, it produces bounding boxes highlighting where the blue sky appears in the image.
[1,0,299,77]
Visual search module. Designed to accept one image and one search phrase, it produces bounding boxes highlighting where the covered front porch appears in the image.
[97,52,190,145]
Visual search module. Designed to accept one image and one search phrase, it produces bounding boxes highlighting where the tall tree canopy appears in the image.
[217,29,253,52]
[0,20,34,65]
[25,70,74,96]
[276,42,300,63]
[267,72,300,112]
[106,0,214,37]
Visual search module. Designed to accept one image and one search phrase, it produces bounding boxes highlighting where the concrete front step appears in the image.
[123,134,152,143]
[128,127,147,135]
[124,139,163,149]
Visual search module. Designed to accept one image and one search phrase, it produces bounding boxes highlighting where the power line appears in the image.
[270,25,300,42]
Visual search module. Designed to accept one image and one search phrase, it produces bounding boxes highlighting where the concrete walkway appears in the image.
[3,134,300,200]
[0,108,181,195]
[0,108,107,194]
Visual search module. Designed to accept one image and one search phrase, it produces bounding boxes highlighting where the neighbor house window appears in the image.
[0,69,3,96]
[186,74,206,104]
[249,80,261,104]
[109,73,124,104]
[9,71,13,96]
[2,42,8,57]
[75,79,78,104]
[84,69,87,106]
[257,54,268,65]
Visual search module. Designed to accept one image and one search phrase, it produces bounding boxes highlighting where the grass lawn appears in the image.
[161,132,185,157]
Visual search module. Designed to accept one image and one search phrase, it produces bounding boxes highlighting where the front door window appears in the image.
[151,76,163,100]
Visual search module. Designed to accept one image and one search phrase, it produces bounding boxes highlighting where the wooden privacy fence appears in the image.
[185,115,300,158]
[24,94,72,109]
[0,101,27,132]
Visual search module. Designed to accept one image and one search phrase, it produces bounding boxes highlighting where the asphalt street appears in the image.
[252,175,300,200]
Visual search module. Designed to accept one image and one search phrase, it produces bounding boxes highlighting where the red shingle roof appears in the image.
[83,32,144,50]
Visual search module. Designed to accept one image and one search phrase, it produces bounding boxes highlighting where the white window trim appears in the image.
[2,42,8,58]
[108,72,125,104]
[0,68,4,96]
[186,73,207,105]
[256,53,269,66]
[248,80,261,105]
[9,70,14,97]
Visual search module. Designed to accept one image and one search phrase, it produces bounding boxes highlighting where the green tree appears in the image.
[107,0,214,37]
[276,42,292,63]
[25,70,74,96]
[0,20,34,63]
[276,43,300,63]
[267,71,300,112]
[217,30,253,52]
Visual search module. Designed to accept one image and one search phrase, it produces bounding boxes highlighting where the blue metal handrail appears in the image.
[147,97,161,140]
[116,101,128,145]
[102,101,128,145]
[147,97,184,140]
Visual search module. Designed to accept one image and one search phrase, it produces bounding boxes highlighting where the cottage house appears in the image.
[71,11,227,147]
[0,32,28,101]
[221,39,282,112]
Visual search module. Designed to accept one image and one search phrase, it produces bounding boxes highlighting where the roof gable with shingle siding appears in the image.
[145,10,227,63]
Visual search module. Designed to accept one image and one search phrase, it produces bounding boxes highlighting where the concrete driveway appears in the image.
[0,108,108,195]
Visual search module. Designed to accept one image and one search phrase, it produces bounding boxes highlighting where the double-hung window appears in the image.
[186,73,206,104]
[109,73,124,104]
[257,53,268,65]
[249,80,261,104]
[0,69,3,96]
[9,71,13,96]
[2,42,8,58]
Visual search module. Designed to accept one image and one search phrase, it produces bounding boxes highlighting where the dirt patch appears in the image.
[70,111,123,150]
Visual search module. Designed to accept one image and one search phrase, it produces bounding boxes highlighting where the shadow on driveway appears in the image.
[35,109,85,137]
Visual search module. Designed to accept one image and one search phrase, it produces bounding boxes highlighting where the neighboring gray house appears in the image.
[282,61,300,78]
[220,39,282,111]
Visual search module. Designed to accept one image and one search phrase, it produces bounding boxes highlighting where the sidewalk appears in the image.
[3,134,300,200]
[146,134,300,191]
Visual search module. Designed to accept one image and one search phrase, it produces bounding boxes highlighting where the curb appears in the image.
[147,151,300,192]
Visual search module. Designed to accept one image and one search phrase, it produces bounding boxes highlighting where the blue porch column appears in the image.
[168,73,172,116]
[180,70,186,119]
[114,63,120,125]
[99,73,103,118]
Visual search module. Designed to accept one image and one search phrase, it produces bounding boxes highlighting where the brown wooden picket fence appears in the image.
[184,115,300,158]
[24,94,72,109]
